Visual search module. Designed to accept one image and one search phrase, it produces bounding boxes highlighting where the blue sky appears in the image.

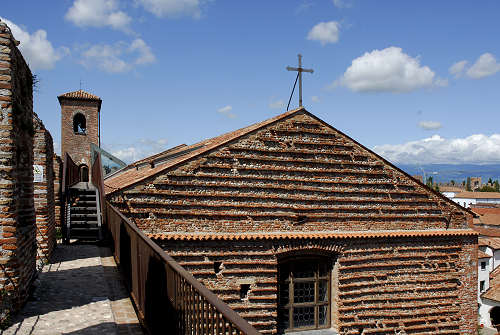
[2,0,500,165]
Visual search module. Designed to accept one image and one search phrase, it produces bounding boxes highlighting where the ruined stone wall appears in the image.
[157,235,477,335]
[0,21,36,314]
[53,154,62,228]
[33,114,55,265]
[60,99,99,168]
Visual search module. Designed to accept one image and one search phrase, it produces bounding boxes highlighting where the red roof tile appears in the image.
[58,89,101,101]
[479,250,492,259]
[473,226,500,237]
[479,237,500,249]
[482,265,500,302]
[147,229,477,241]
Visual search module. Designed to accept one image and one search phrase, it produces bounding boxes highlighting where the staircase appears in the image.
[65,182,103,242]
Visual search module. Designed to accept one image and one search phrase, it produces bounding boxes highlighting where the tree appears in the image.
[450,180,455,186]
[495,180,500,192]
[478,185,496,192]
[466,177,471,191]
[426,176,433,188]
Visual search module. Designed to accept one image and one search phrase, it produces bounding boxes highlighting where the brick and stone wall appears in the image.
[60,99,99,168]
[0,20,36,317]
[108,109,478,332]
[157,235,477,335]
[109,112,471,234]
[53,154,62,228]
[33,113,55,266]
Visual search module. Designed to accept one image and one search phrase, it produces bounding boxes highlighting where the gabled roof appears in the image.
[58,89,101,101]
[103,107,474,221]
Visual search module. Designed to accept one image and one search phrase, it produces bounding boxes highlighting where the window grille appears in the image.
[279,258,331,332]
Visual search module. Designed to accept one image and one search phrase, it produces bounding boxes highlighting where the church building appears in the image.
[105,108,478,334]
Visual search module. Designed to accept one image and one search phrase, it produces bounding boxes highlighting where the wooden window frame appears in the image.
[279,257,331,332]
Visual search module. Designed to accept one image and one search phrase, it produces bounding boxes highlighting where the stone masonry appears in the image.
[156,235,477,334]
[33,113,56,266]
[59,91,101,170]
[0,20,37,316]
[107,109,478,334]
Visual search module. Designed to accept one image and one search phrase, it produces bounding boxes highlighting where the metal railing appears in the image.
[91,153,106,232]
[106,203,261,335]
[61,153,79,242]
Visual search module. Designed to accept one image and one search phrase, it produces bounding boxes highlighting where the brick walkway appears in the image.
[1,243,143,335]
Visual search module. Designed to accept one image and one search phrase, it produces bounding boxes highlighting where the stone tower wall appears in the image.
[60,99,99,168]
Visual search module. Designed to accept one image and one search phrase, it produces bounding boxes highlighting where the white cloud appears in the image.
[307,21,340,46]
[106,138,169,163]
[336,47,442,93]
[449,60,467,78]
[129,38,156,64]
[466,53,500,79]
[217,105,236,118]
[374,134,500,164]
[418,121,442,130]
[80,38,155,73]
[0,17,66,70]
[332,0,351,8]
[65,0,132,32]
[269,99,285,109]
[311,96,320,103]
[135,0,202,18]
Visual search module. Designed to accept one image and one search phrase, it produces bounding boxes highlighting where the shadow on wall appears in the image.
[145,256,176,334]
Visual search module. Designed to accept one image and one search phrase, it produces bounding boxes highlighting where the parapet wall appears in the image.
[0,20,37,314]
[33,113,56,266]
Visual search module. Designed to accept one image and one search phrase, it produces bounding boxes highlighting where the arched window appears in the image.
[79,164,89,182]
[278,257,331,332]
[73,113,86,134]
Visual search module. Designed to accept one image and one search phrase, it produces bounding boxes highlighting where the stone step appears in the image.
[70,220,98,225]
[70,213,97,219]
[71,206,97,211]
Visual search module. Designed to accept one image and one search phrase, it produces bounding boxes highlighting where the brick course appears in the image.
[0,20,36,317]
[33,113,56,266]
[59,97,100,169]
[157,235,477,334]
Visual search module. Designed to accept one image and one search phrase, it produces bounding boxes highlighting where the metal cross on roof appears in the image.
[286,54,313,108]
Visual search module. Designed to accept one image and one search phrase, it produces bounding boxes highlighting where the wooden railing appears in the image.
[106,203,261,335]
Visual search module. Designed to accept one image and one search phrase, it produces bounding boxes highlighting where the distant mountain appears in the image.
[396,164,500,184]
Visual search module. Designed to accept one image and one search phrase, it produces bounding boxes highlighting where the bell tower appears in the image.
[58,90,101,181]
